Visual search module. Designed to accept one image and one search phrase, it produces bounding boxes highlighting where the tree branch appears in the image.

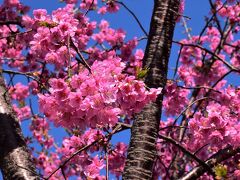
[158,134,215,177]
[180,146,240,180]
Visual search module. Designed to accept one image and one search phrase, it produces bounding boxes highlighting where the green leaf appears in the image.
[214,164,227,179]
[39,21,58,28]
[18,100,26,108]
[136,67,149,80]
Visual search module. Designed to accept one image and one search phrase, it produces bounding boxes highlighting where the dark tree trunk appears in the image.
[122,0,180,179]
[0,75,39,180]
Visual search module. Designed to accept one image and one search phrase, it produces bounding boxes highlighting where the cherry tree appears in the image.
[0,0,239,179]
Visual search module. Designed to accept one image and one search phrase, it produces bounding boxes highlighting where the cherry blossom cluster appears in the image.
[12,105,31,121]
[63,0,120,14]
[30,116,54,149]
[0,0,30,67]
[39,56,161,129]
[187,102,240,152]
[178,35,228,87]
[8,83,31,121]
[163,81,190,116]
[23,5,91,69]
[216,0,240,23]
[92,20,125,46]
[55,129,105,179]
[35,152,61,180]
[108,142,127,177]
[9,82,29,101]
[55,129,127,179]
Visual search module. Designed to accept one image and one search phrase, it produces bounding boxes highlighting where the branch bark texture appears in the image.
[0,75,39,180]
[180,146,240,180]
[122,0,180,179]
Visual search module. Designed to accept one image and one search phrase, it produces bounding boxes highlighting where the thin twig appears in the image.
[197,1,227,43]
[0,20,23,27]
[173,97,210,125]
[158,158,171,179]
[84,0,95,16]
[47,123,130,179]
[105,146,109,180]
[116,1,148,37]
[2,69,50,93]
[137,36,148,41]
[67,34,72,78]
[61,167,67,180]
[211,70,232,89]
[159,134,216,177]
[159,125,187,131]
[2,70,39,82]
[181,17,192,40]
[173,45,183,78]
[70,38,92,73]
[208,0,223,36]
[177,85,221,94]
[172,41,239,71]
[46,140,99,179]
[0,29,32,40]
[194,143,210,156]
